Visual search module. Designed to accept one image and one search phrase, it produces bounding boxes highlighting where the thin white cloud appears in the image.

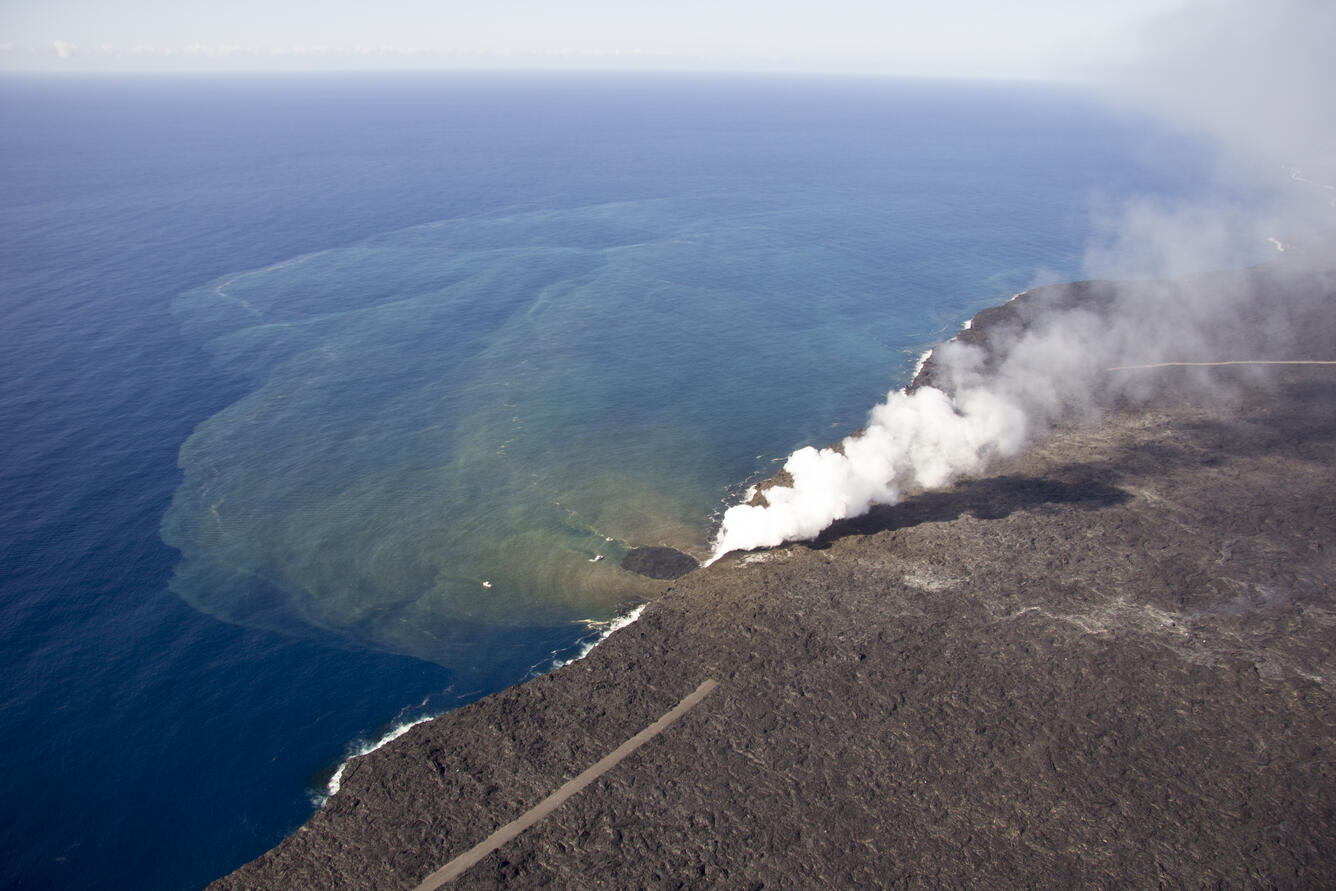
[182,43,244,57]
[4,1,1188,76]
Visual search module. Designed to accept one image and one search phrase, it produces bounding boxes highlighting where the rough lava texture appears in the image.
[214,265,1336,889]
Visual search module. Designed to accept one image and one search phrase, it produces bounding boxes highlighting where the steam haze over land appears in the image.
[712,0,1336,556]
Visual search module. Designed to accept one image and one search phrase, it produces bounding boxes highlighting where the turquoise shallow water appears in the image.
[0,72,1223,888]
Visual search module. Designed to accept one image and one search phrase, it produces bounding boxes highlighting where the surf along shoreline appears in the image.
[214,253,1336,888]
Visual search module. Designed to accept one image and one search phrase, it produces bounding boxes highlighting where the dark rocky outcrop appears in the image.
[213,258,1336,889]
[619,546,699,580]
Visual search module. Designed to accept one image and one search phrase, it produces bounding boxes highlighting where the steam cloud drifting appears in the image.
[714,380,1029,555]
[712,0,1335,560]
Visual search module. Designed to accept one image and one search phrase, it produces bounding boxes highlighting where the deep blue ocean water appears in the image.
[0,72,1219,889]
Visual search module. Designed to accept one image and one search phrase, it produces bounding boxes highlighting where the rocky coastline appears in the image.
[214,257,1336,888]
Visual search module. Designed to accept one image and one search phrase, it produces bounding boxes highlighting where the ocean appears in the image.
[0,71,1218,889]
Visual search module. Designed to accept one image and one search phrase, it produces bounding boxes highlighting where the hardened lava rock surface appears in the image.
[215,264,1336,889]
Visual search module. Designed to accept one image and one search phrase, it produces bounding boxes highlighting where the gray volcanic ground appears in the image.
[216,262,1335,888]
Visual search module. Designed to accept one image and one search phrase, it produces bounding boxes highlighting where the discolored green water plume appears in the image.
[162,200,926,667]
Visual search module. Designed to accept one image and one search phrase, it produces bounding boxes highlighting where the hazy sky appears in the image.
[1,0,1182,78]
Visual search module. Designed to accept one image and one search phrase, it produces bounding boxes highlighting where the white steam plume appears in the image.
[710,0,1335,561]
[713,386,1028,556]
[713,257,1333,559]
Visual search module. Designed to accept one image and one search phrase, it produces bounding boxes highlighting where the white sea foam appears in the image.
[316,602,648,807]
[910,347,935,382]
[551,604,647,670]
[316,714,434,806]
[1288,165,1336,193]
